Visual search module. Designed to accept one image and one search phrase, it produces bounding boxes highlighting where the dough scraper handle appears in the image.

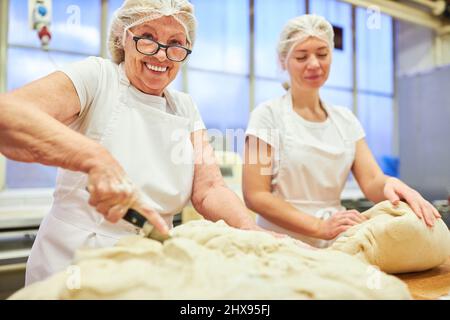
[123,208,171,243]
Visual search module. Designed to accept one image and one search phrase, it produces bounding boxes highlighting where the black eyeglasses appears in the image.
[132,35,192,62]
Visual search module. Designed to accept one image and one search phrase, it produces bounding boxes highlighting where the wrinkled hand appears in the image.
[318,209,367,240]
[86,164,169,235]
[383,177,441,227]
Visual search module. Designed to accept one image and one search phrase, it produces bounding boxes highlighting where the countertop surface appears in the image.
[396,257,450,300]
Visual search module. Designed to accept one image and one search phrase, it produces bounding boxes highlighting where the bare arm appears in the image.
[242,136,323,237]
[351,139,388,203]
[242,136,366,240]
[190,130,256,230]
[0,71,169,232]
[0,71,115,172]
[352,138,440,226]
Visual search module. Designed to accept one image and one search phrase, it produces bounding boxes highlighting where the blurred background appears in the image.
[0,0,449,297]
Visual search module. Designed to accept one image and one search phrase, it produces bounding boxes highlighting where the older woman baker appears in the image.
[0,0,261,285]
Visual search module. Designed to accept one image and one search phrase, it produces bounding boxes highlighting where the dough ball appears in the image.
[10,219,411,300]
[331,201,450,274]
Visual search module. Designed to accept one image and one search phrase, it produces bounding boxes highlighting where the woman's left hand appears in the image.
[383,177,441,227]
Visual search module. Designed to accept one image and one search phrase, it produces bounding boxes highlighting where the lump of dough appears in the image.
[331,201,450,274]
[9,220,411,300]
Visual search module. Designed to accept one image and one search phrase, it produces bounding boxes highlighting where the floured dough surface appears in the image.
[331,201,450,274]
[10,220,410,300]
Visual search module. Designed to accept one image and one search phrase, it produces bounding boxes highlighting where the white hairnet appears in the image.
[278,14,334,70]
[108,0,197,64]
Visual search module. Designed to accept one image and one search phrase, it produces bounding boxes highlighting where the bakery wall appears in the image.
[395,21,450,201]
[398,64,450,201]
[396,22,445,77]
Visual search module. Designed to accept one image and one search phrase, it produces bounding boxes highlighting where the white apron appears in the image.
[257,93,355,248]
[26,70,195,285]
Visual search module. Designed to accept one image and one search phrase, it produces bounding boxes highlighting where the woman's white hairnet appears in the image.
[278,14,335,69]
[108,0,197,64]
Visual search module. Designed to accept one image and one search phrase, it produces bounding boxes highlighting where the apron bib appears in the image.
[257,92,355,248]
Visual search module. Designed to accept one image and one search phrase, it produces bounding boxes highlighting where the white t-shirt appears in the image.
[246,94,365,182]
[246,92,366,247]
[59,56,205,139]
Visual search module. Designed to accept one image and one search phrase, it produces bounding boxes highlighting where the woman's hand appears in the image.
[86,162,169,235]
[383,177,441,227]
[317,210,367,240]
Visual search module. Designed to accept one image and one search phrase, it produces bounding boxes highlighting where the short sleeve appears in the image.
[246,104,280,149]
[188,95,206,132]
[340,107,366,142]
[167,90,206,133]
[58,56,102,116]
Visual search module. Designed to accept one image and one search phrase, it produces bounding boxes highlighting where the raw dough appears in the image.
[331,201,450,274]
[10,220,410,300]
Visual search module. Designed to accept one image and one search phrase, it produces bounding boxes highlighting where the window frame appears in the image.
[0,0,397,194]
[0,0,9,192]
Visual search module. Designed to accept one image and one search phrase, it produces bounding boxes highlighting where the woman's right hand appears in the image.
[86,163,169,235]
[317,210,367,240]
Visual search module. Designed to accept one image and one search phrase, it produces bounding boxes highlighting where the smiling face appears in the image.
[123,16,188,96]
[284,36,332,91]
